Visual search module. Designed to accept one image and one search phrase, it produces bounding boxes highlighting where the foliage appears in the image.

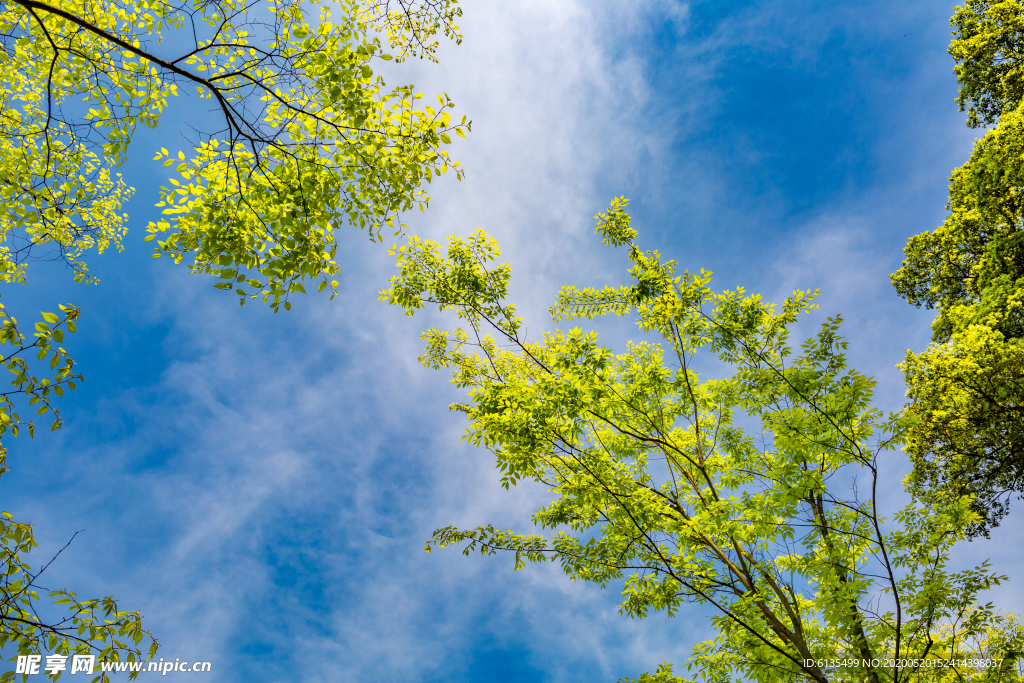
[385,200,1024,682]
[361,0,462,63]
[0,298,81,440]
[891,0,1024,534]
[0,517,158,683]
[0,299,158,681]
[0,0,468,672]
[0,0,469,671]
[950,0,1024,128]
[0,0,467,311]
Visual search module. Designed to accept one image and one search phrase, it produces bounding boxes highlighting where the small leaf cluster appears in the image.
[358,0,463,63]
[0,298,82,439]
[381,229,522,340]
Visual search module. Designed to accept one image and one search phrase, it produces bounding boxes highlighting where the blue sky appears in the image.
[3,1,1022,681]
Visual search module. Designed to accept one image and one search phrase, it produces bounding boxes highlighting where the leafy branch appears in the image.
[0,299,158,681]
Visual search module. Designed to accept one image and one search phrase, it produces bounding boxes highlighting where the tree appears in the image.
[0,0,468,310]
[891,0,1024,536]
[385,199,1024,682]
[0,0,468,676]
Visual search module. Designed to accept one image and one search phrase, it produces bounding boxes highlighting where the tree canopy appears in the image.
[0,0,468,311]
[386,199,1024,682]
[892,0,1024,535]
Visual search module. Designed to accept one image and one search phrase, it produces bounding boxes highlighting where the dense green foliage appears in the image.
[0,0,467,310]
[388,200,1024,682]
[892,0,1024,534]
